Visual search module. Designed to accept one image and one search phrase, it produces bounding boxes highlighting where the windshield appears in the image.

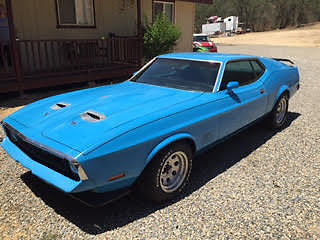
[193,35,210,42]
[131,58,220,92]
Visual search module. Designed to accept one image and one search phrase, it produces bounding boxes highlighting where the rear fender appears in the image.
[275,85,290,104]
[146,133,196,164]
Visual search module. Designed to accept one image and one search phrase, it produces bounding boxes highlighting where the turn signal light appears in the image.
[108,173,126,182]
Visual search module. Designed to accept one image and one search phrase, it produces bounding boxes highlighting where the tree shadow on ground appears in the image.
[21,112,300,235]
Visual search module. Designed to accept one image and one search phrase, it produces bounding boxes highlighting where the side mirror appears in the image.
[227,81,239,91]
[132,71,138,76]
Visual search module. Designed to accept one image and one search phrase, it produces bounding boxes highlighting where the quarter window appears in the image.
[219,60,264,91]
[56,0,95,27]
[250,60,264,77]
[153,1,174,23]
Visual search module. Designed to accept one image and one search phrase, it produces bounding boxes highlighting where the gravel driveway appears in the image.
[0,45,319,240]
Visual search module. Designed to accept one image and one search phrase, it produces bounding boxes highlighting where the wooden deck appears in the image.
[0,37,141,94]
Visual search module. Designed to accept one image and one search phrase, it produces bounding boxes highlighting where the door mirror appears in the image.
[132,71,138,77]
[227,81,239,91]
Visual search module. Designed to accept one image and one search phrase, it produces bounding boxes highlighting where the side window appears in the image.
[219,60,257,91]
[250,60,265,78]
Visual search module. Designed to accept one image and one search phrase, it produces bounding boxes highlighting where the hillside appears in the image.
[213,23,320,48]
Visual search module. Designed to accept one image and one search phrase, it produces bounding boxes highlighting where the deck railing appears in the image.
[0,37,141,93]
[0,41,15,76]
[16,37,141,76]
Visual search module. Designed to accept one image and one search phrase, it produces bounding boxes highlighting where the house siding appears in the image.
[142,0,153,24]
[11,0,138,40]
[11,0,194,51]
[175,1,194,52]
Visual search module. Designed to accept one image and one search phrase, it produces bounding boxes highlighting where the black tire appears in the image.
[136,142,193,203]
[267,93,289,129]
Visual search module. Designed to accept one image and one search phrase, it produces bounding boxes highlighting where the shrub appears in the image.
[143,15,182,61]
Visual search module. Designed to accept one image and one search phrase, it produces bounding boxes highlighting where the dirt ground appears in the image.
[213,22,320,48]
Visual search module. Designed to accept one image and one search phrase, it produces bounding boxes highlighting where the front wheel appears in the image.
[136,142,193,203]
[267,93,289,129]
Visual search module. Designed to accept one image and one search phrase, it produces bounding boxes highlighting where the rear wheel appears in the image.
[136,142,193,203]
[268,93,289,129]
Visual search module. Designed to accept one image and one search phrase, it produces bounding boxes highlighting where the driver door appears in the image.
[216,59,268,138]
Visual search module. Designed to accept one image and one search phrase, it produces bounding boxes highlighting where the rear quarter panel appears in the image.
[261,59,299,113]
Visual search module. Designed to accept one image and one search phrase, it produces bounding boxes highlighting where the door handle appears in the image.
[260,89,265,94]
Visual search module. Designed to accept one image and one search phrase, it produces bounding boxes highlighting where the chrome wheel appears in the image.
[275,97,287,124]
[159,151,189,193]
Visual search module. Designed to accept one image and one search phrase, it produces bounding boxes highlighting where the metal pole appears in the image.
[5,0,24,95]
[137,0,143,67]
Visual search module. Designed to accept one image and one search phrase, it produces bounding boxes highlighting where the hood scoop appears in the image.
[51,103,71,110]
[81,111,106,123]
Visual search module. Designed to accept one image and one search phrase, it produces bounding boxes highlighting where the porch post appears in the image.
[5,0,24,95]
[137,0,143,66]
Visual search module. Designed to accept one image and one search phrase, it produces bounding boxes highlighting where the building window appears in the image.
[56,0,95,28]
[153,1,174,23]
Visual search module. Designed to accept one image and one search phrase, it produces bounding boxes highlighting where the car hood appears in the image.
[9,81,201,152]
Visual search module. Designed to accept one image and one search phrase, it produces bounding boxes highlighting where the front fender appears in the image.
[146,133,196,164]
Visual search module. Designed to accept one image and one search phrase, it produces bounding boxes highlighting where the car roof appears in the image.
[158,52,260,63]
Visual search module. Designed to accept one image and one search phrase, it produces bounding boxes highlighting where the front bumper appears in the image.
[1,135,95,193]
[2,136,132,206]
[1,117,138,198]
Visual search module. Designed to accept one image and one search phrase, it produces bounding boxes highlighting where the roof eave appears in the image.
[179,0,213,4]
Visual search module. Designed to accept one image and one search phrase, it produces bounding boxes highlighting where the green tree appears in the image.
[143,15,181,61]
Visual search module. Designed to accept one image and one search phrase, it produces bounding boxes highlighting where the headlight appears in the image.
[69,159,89,181]
[69,159,78,174]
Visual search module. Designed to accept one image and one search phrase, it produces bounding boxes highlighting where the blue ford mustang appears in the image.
[1,53,299,204]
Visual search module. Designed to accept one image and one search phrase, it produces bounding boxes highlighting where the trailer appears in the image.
[224,16,239,32]
[202,22,226,35]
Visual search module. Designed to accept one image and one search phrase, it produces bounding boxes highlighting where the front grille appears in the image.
[3,123,80,181]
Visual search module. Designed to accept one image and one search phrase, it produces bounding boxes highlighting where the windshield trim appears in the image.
[129,57,222,93]
[128,57,157,82]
